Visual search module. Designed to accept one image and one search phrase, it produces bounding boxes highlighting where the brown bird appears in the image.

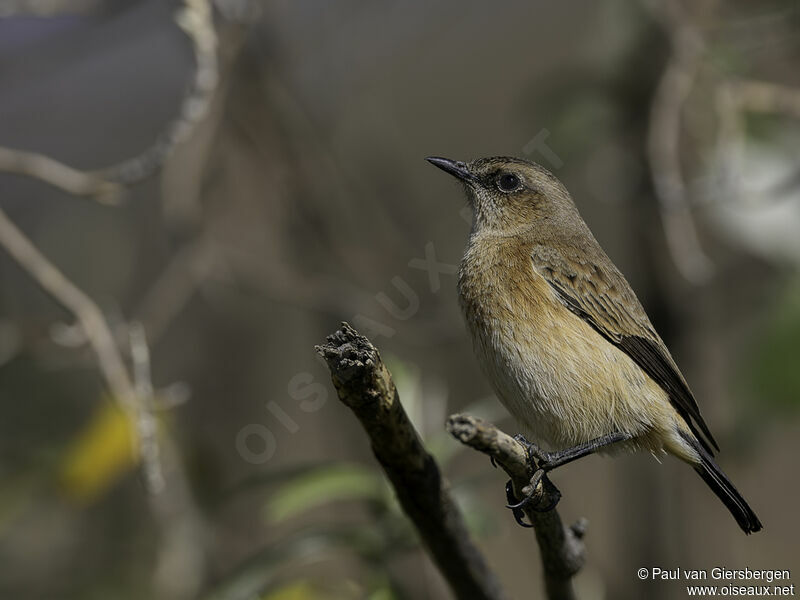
[427,155,761,534]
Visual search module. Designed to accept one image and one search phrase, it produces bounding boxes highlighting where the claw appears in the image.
[504,479,516,504]
[512,508,534,528]
[505,480,533,528]
[506,496,528,510]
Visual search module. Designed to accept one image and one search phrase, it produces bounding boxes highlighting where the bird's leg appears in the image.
[505,431,632,523]
[514,431,632,471]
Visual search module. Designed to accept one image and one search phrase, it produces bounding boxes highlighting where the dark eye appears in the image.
[496,173,521,192]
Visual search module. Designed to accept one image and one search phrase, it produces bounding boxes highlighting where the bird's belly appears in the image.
[465,293,668,452]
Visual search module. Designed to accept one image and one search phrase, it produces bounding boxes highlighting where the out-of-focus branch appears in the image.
[723,79,800,119]
[0,0,218,192]
[648,2,800,279]
[0,4,219,597]
[0,0,102,17]
[0,207,136,407]
[0,206,164,487]
[0,147,121,203]
[447,414,587,600]
[316,323,509,600]
[714,79,800,199]
[128,322,206,599]
[647,0,715,284]
[99,0,218,184]
[0,208,204,598]
[129,322,165,494]
[0,0,222,354]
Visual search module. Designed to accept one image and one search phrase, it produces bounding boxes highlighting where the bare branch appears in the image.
[0,207,165,498]
[99,0,218,184]
[0,0,103,17]
[129,322,166,495]
[0,206,137,409]
[447,414,586,600]
[316,323,509,600]
[0,0,219,193]
[714,79,800,200]
[724,79,800,118]
[648,2,800,279]
[0,5,219,596]
[0,208,206,596]
[0,146,121,203]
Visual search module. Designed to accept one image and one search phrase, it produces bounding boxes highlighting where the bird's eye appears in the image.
[496,173,521,193]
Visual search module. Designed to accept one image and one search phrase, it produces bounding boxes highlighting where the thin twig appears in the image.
[0,206,137,410]
[447,414,586,600]
[0,4,218,596]
[0,207,205,597]
[0,147,121,203]
[129,322,166,494]
[0,0,101,17]
[724,79,800,118]
[99,0,218,184]
[316,323,508,600]
[0,0,218,194]
[714,79,800,201]
[0,206,171,497]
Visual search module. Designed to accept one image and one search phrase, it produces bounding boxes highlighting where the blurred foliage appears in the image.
[58,399,137,504]
[747,278,800,412]
[258,579,400,600]
[262,581,317,600]
[264,463,389,523]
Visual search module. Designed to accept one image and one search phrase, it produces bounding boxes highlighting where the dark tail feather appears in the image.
[683,433,762,534]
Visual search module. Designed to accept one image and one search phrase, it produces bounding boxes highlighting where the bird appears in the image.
[426,155,762,534]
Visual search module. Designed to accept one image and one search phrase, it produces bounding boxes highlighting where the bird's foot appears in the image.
[504,470,562,527]
[505,431,628,527]
[513,433,556,471]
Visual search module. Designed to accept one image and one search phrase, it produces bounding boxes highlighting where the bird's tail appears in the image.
[682,432,762,534]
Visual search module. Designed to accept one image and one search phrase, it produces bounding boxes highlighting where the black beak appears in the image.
[426,156,478,184]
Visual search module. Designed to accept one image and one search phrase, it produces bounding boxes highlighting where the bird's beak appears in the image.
[426,156,478,184]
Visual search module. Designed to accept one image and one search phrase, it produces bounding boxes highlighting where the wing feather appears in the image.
[531,245,719,454]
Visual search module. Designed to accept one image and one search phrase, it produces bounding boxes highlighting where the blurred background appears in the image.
[1,0,799,598]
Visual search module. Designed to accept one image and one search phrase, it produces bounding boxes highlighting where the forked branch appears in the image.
[316,323,508,600]
[447,414,587,600]
[316,323,588,600]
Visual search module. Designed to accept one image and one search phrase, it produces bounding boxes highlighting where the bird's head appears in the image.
[426,156,579,237]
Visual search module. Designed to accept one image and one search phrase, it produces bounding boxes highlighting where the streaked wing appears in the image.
[531,244,719,454]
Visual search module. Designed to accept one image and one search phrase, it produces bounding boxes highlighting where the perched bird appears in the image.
[427,155,762,534]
